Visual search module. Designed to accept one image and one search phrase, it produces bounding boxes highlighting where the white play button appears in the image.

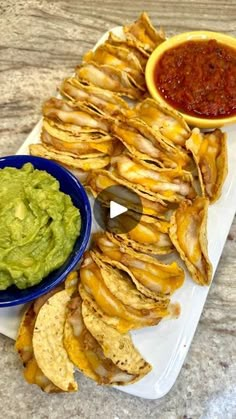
[93,185,143,234]
[110,200,128,219]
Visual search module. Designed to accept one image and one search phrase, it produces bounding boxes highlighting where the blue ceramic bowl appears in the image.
[0,155,92,307]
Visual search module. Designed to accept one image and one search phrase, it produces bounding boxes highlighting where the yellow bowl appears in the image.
[145,31,236,128]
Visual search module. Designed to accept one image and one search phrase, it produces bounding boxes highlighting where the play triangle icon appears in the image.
[110,200,128,219]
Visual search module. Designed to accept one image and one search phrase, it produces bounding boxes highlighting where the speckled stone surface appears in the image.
[0,1,236,418]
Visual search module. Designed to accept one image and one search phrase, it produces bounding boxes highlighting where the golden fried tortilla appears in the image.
[169,197,213,285]
[82,299,152,377]
[186,128,228,203]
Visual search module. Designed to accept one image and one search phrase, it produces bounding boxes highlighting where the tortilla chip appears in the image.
[83,43,145,88]
[82,299,152,376]
[106,32,149,70]
[64,291,147,385]
[124,12,165,52]
[91,250,170,316]
[15,286,63,392]
[80,251,167,331]
[93,238,184,298]
[99,212,173,255]
[41,119,115,156]
[87,169,170,219]
[79,284,130,332]
[76,62,145,100]
[60,77,129,115]
[43,117,113,143]
[43,97,111,134]
[133,98,191,147]
[169,197,212,285]
[64,293,99,382]
[33,290,78,392]
[186,128,228,203]
[30,143,110,172]
[111,118,191,169]
[111,154,196,202]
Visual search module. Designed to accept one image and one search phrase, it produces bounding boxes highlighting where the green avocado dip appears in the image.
[0,163,81,290]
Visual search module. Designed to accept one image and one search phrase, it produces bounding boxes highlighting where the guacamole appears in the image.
[0,163,81,290]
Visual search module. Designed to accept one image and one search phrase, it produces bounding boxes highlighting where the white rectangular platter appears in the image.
[0,27,236,399]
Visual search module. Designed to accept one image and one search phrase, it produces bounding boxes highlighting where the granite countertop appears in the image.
[0,1,235,418]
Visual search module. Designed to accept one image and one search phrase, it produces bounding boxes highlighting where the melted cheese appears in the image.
[176,204,203,270]
[123,258,184,295]
[80,255,165,328]
[114,155,194,199]
[135,99,190,145]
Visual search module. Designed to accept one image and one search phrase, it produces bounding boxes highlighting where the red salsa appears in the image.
[155,39,236,119]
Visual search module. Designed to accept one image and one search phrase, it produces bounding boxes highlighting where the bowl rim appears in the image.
[0,155,92,307]
[145,30,236,128]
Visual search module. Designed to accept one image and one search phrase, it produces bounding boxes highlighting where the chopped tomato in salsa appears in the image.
[155,39,236,119]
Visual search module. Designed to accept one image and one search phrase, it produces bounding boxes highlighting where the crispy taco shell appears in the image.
[186,128,228,203]
[76,62,145,100]
[111,118,191,169]
[42,97,111,134]
[169,197,212,285]
[111,154,196,202]
[15,286,64,392]
[60,77,129,115]
[83,43,145,88]
[80,251,168,331]
[132,98,190,147]
[102,211,173,255]
[91,250,171,315]
[65,291,150,385]
[106,32,149,70]
[33,289,78,392]
[30,143,109,172]
[124,12,165,52]
[41,118,115,155]
[87,169,170,219]
[82,299,152,377]
[93,236,184,298]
